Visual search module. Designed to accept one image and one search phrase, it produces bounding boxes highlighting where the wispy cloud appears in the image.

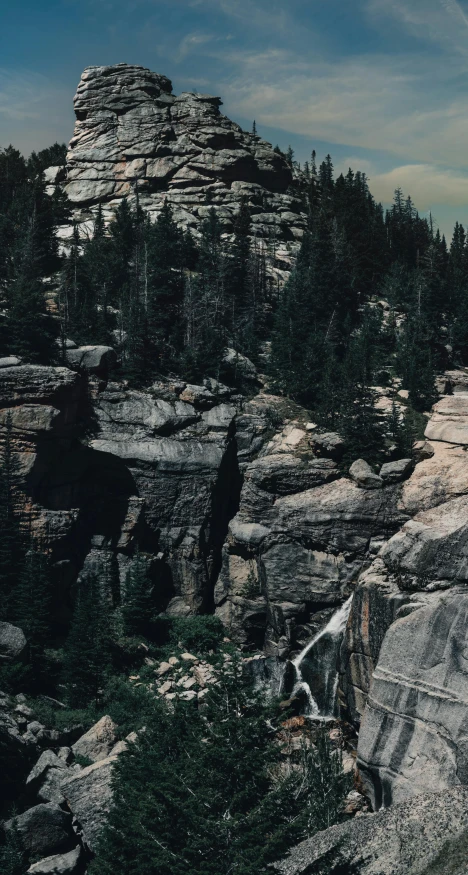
[176,32,214,61]
[210,47,468,168]
[367,0,468,56]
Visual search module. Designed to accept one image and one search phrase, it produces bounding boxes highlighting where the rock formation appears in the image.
[341,386,468,810]
[59,63,307,278]
[275,787,468,875]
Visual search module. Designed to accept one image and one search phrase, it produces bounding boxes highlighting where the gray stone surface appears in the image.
[65,344,116,374]
[0,622,27,661]
[63,63,306,269]
[61,754,117,851]
[71,714,117,763]
[357,589,468,808]
[27,846,82,875]
[425,393,468,445]
[310,431,344,460]
[349,458,383,489]
[5,804,74,859]
[380,493,468,588]
[379,457,413,483]
[274,787,468,875]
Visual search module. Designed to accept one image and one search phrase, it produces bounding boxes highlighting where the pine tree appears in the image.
[91,657,350,875]
[122,551,153,638]
[7,198,58,363]
[0,412,24,619]
[63,574,112,708]
[11,545,52,677]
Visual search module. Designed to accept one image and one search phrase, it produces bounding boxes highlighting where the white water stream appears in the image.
[292,596,353,718]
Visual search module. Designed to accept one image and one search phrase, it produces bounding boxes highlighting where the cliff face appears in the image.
[61,63,306,271]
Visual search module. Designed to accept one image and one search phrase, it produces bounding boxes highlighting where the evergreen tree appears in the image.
[0,412,23,619]
[122,551,153,638]
[62,575,112,708]
[11,545,52,677]
[6,189,58,363]
[91,658,350,875]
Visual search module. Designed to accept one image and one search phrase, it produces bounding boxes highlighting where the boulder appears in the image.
[27,846,82,875]
[5,804,74,859]
[412,439,434,462]
[26,750,68,804]
[401,440,468,515]
[274,787,468,875]
[65,345,116,375]
[223,348,258,382]
[0,356,22,368]
[379,457,413,484]
[71,715,117,763]
[178,383,216,409]
[310,432,344,460]
[0,622,27,661]
[61,754,117,851]
[349,459,383,489]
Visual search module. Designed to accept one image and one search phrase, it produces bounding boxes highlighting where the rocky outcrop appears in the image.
[342,389,468,809]
[274,787,468,875]
[215,411,407,652]
[357,588,468,808]
[61,63,306,275]
[0,360,241,618]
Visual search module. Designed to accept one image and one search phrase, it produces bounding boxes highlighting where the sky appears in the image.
[3,0,468,238]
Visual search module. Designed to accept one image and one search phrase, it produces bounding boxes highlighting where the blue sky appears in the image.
[3,0,468,238]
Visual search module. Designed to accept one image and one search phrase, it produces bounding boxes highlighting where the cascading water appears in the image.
[292,596,353,718]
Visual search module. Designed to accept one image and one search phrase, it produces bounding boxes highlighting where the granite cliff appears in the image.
[52,63,307,282]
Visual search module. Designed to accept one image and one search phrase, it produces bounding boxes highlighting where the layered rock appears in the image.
[275,787,468,875]
[0,360,241,617]
[215,410,407,652]
[61,63,307,273]
[342,389,468,808]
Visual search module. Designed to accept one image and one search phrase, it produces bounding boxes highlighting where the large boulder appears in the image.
[26,750,69,805]
[380,493,468,588]
[71,715,118,763]
[65,345,116,375]
[27,846,82,875]
[0,622,27,661]
[379,457,413,484]
[60,754,117,851]
[349,459,383,489]
[5,804,74,859]
[274,787,468,875]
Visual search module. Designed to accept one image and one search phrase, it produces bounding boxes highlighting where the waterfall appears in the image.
[292,596,353,718]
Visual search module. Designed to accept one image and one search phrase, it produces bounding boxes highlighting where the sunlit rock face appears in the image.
[62,63,306,267]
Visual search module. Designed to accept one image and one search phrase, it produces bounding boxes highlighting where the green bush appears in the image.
[169,615,225,654]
